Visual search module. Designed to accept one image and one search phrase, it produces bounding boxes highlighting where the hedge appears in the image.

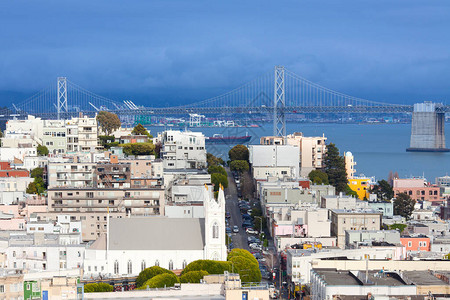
[83,282,113,293]
[181,260,232,276]
[136,266,173,288]
[179,270,209,283]
[138,273,179,289]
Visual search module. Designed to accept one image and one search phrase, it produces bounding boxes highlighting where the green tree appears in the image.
[36,144,49,156]
[179,270,209,283]
[230,160,249,174]
[207,153,224,166]
[227,249,261,283]
[211,173,228,191]
[96,111,121,135]
[181,260,232,275]
[31,167,44,179]
[84,283,113,293]
[370,180,394,201]
[308,170,329,185]
[28,168,46,195]
[26,182,38,194]
[98,135,117,149]
[344,185,358,198]
[229,145,249,162]
[324,143,348,193]
[394,193,415,220]
[138,273,179,289]
[208,165,227,176]
[132,123,152,138]
[136,266,173,288]
[122,143,155,156]
[388,223,407,233]
[444,253,450,260]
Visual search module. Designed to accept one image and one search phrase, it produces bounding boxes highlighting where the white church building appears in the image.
[83,185,227,277]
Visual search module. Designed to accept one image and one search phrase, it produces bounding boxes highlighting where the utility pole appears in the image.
[273,66,286,138]
[57,77,68,120]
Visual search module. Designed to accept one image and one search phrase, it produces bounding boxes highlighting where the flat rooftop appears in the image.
[314,269,407,287]
[403,271,449,286]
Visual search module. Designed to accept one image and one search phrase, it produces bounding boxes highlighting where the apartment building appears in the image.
[157,130,206,169]
[42,119,67,154]
[249,145,300,180]
[4,233,85,272]
[66,114,100,152]
[260,132,327,177]
[393,178,441,203]
[330,209,383,247]
[47,161,96,188]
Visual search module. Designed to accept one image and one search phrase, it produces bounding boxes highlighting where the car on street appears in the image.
[242,221,253,228]
[248,236,260,244]
[225,212,231,219]
[233,225,239,233]
[226,227,232,234]
[249,243,262,250]
[246,228,258,235]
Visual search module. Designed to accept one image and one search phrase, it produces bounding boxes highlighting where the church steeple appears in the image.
[204,184,227,261]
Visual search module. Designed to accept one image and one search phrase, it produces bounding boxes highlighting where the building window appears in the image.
[155,260,159,267]
[408,241,412,247]
[0,285,4,293]
[423,241,427,247]
[169,260,173,270]
[127,260,132,274]
[212,222,219,239]
[182,260,187,269]
[114,260,119,274]
[141,260,146,271]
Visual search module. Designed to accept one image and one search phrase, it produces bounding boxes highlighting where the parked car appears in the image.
[226,227,232,234]
[249,243,262,251]
[246,228,258,235]
[233,225,239,233]
[242,222,253,229]
[247,209,253,215]
[225,212,231,219]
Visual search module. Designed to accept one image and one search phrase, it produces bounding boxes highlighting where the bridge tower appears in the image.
[407,102,449,152]
[57,77,68,120]
[273,66,286,137]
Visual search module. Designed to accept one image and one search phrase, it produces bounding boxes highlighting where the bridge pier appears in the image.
[407,102,449,152]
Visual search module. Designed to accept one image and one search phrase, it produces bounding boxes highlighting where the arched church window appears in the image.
[182,260,187,269]
[141,260,146,271]
[155,260,159,267]
[169,260,174,270]
[127,260,132,274]
[114,260,119,274]
[212,222,219,239]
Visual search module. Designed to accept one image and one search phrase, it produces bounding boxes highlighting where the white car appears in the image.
[249,243,262,250]
[246,228,258,235]
[233,225,239,233]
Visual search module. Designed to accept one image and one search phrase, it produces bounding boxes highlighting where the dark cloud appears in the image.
[0,0,449,106]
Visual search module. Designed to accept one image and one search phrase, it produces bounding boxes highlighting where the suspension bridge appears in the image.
[0,66,448,137]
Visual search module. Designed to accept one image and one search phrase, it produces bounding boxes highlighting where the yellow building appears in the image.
[348,177,370,200]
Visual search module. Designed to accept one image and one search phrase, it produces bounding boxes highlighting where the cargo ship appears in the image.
[206,134,251,144]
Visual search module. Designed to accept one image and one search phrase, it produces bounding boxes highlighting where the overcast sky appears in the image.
[0,0,449,106]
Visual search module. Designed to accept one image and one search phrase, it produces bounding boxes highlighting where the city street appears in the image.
[224,168,249,251]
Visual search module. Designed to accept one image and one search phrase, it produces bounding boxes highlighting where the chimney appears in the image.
[110,155,118,164]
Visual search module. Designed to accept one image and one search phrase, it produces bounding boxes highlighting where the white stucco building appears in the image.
[157,130,207,169]
[249,145,300,180]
